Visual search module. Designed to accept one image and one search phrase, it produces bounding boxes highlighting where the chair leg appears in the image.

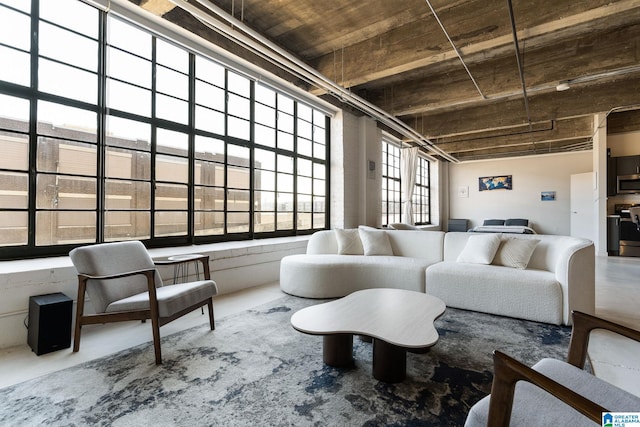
[73,321,82,352]
[207,298,215,331]
[150,315,162,364]
[73,291,86,352]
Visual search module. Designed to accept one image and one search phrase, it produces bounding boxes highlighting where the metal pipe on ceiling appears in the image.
[170,0,459,163]
[507,0,533,133]
[424,0,485,100]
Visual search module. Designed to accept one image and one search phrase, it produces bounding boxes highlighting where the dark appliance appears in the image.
[614,204,640,257]
[27,293,73,355]
[617,174,640,194]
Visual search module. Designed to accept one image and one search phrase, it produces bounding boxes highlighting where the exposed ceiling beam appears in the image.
[309,0,640,91]
[405,76,640,139]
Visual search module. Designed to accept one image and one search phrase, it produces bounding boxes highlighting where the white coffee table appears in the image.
[290,288,446,383]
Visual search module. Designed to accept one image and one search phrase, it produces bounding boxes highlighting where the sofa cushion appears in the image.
[493,237,540,269]
[334,229,364,255]
[359,228,394,256]
[280,254,433,298]
[426,262,563,324]
[456,233,501,264]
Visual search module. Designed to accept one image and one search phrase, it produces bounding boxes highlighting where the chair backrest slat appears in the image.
[69,241,162,313]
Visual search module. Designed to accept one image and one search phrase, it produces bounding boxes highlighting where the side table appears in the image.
[167,253,205,284]
[167,253,206,314]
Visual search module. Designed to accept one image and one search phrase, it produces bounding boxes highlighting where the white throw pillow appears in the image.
[456,234,501,264]
[334,229,364,255]
[358,228,394,256]
[493,238,540,269]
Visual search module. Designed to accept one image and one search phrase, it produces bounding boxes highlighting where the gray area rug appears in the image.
[0,294,571,426]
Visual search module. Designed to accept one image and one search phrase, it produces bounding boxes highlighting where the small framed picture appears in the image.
[541,191,556,201]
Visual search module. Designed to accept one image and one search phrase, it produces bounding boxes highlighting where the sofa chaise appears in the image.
[279,228,595,325]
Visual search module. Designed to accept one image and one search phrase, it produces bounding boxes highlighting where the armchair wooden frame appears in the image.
[73,255,215,365]
[486,311,640,426]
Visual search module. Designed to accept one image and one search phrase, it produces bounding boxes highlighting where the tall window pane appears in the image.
[0,94,29,246]
[413,157,431,225]
[105,115,152,241]
[35,101,98,245]
[382,138,401,226]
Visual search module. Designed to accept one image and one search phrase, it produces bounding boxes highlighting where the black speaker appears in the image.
[28,293,73,355]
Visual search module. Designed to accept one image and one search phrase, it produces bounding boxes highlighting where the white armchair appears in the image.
[465,311,640,426]
[69,240,218,364]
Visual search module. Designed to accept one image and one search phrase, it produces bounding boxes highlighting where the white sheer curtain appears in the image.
[401,147,419,225]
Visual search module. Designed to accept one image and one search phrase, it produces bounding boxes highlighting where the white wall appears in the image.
[448,151,593,235]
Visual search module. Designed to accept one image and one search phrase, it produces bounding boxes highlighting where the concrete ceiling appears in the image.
[134,0,640,162]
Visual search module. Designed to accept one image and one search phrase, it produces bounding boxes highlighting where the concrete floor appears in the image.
[0,255,638,397]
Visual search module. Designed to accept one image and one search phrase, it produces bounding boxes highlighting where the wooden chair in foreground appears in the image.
[465,311,640,427]
[69,241,218,364]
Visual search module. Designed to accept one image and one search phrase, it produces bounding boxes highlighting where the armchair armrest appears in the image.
[487,351,607,426]
[76,268,160,317]
[567,311,640,368]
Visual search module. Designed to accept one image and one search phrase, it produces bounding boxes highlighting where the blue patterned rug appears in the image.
[0,294,571,426]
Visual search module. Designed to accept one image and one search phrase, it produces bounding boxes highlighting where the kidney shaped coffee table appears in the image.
[290,288,446,383]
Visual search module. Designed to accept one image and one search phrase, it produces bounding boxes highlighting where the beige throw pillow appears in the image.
[493,238,540,269]
[358,228,394,256]
[456,234,501,264]
[334,229,364,255]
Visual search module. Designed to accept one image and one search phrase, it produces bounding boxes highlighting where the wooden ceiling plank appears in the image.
[309,0,640,90]
[371,24,640,116]
[451,138,592,160]
[432,117,593,153]
[407,76,640,138]
[608,110,640,134]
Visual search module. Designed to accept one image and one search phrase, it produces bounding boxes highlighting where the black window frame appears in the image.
[0,0,330,260]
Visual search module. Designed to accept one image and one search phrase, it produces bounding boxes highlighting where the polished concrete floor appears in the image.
[0,255,638,396]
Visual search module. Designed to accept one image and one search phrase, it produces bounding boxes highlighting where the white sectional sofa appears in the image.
[279,229,595,325]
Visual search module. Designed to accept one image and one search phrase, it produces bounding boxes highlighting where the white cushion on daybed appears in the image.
[426,262,563,324]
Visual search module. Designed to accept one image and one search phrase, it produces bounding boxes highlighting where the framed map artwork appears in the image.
[478,175,512,191]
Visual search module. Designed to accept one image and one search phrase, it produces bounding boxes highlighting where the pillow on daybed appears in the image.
[492,237,539,269]
[483,219,505,226]
[334,229,364,255]
[505,218,529,226]
[457,234,501,264]
[358,228,394,256]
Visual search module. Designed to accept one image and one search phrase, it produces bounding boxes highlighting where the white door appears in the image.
[570,172,595,241]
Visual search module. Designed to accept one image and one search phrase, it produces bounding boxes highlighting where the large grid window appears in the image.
[412,156,431,225]
[381,139,401,226]
[0,0,329,259]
